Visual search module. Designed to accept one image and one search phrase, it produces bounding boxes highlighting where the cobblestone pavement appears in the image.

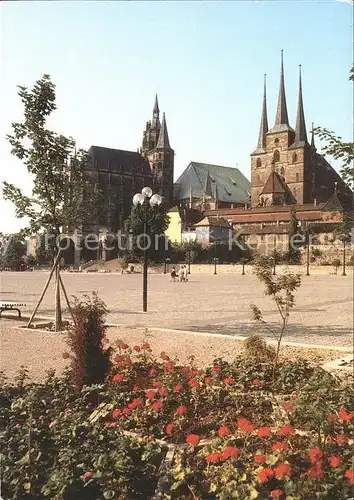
[0,271,352,346]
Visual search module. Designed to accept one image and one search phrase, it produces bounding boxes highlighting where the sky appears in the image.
[0,0,352,234]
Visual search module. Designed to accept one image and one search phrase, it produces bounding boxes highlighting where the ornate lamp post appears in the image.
[213,256,218,275]
[241,257,246,275]
[132,187,162,312]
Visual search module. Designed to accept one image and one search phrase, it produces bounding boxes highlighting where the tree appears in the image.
[2,74,103,244]
[0,234,27,271]
[315,67,354,189]
[250,255,302,379]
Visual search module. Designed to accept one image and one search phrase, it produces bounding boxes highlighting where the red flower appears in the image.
[158,387,169,397]
[237,417,255,433]
[277,424,295,437]
[272,441,289,452]
[212,365,221,373]
[145,391,155,400]
[133,385,140,391]
[222,446,239,459]
[114,354,122,362]
[329,456,341,468]
[148,368,157,378]
[206,452,221,463]
[309,448,323,464]
[275,463,291,479]
[174,384,183,392]
[224,377,233,385]
[252,379,261,385]
[283,402,293,412]
[307,462,324,479]
[112,409,122,419]
[258,427,272,438]
[166,423,175,435]
[81,471,93,481]
[204,377,211,385]
[122,408,130,415]
[338,407,354,421]
[133,345,141,352]
[175,405,187,415]
[218,425,230,438]
[152,381,162,388]
[254,453,266,464]
[270,490,284,499]
[186,434,200,446]
[188,378,199,388]
[257,467,274,483]
[113,374,124,382]
[327,413,337,422]
[345,469,354,484]
[152,400,163,411]
[164,360,175,372]
[335,434,348,445]
[142,342,151,350]
[120,343,129,350]
[160,351,169,361]
[62,351,70,359]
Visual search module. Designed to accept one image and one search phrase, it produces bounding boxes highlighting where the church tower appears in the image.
[250,53,314,207]
[141,96,174,206]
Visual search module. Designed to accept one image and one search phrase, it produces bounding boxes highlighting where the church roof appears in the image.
[174,162,250,205]
[87,146,152,175]
[261,170,288,195]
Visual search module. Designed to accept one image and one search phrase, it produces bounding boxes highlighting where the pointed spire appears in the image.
[204,171,213,197]
[293,65,308,146]
[311,122,316,149]
[152,94,160,128]
[269,51,293,134]
[253,74,268,153]
[156,112,170,148]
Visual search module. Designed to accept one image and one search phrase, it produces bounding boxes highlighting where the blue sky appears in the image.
[0,0,352,233]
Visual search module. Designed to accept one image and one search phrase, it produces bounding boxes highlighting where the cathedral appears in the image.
[84,95,174,233]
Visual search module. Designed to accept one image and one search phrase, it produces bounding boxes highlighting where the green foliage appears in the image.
[67,293,112,390]
[0,233,27,270]
[3,74,103,237]
[244,334,276,362]
[250,255,302,377]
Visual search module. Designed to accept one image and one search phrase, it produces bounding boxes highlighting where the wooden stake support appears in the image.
[27,250,74,331]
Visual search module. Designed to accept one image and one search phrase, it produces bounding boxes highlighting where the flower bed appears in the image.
[1,342,353,499]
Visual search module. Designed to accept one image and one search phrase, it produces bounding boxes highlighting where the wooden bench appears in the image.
[0,301,26,318]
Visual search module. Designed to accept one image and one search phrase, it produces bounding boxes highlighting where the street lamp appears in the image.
[132,187,162,312]
[213,257,218,275]
[342,237,347,276]
[241,257,246,275]
[164,257,171,274]
[305,223,310,276]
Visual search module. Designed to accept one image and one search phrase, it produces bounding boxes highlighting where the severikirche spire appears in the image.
[293,65,308,146]
[269,50,293,133]
[252,75,269,154]
[156,112,171,149]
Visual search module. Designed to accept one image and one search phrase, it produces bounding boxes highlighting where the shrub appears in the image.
[244,334,276,362]
[67,293,112,390]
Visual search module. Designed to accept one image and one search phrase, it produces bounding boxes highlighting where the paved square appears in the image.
[0,271,352,346]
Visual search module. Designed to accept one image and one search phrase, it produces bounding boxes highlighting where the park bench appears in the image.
[0,301,26,318]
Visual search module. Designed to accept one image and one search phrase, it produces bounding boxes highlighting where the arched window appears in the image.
[256,158,262,168]
[296,172,299,182]
[273,150,280,163]
[292,152,298,163]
